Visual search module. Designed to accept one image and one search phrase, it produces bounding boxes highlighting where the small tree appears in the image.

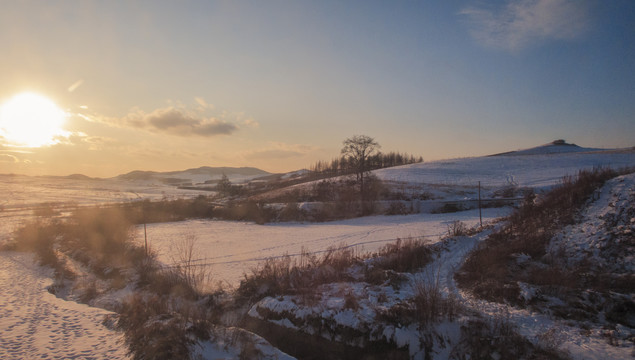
[341,135,381,208]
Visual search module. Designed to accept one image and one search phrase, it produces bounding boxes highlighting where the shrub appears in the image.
[63,207,134,270]
[11,219,61,268]
[447,220,468,237]
[168,235,213,295]
[278,202,304,222]
[433,203,464,214]
[412,270,462,324]
[385,201,409,215]
[214,201,275,224]
[114,294,194,360]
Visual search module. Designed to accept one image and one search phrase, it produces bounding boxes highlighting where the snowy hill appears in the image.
[374,145,635,190]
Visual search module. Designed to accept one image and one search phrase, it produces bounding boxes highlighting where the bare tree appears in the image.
[341,135,381,206]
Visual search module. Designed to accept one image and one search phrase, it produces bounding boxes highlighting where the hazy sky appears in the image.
[0,0,633,177]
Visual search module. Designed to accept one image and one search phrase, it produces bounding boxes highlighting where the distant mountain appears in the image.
[115,166,270,184]
[164,166,269,177]
[490,140,606,156]
[65,173,96,180]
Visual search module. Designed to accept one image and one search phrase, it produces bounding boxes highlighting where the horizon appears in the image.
[1,1,634,178]
[2,139,630,179]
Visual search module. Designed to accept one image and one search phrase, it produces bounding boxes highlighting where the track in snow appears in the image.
[0,252,129,360]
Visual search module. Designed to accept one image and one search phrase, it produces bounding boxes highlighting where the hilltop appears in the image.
[490,139,606,156]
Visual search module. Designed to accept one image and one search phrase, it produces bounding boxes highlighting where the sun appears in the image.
[0,92,68,147]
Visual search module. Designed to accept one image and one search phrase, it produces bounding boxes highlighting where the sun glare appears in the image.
[0,92,68,147]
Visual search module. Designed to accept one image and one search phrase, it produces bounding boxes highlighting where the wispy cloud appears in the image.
[194,97,213,110]
[460,0,590,52]
[0,153,19,163]
[243,142,318,160]
[52,132,114,151]
[67,79,84,93]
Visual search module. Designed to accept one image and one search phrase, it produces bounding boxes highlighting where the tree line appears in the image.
[309,150,423,177]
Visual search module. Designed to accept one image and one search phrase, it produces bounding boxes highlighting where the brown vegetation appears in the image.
[456,167,634,327]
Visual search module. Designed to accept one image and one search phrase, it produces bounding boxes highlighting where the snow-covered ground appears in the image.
[139,207,510,288]
[247,169,635,359]
[548,172,635,274]
[375,149,635,189]
[0,251,128,359]
[0,174,213,211]
[1,148,633,359]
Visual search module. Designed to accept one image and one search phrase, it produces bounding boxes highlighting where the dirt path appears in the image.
[0,251,129,360]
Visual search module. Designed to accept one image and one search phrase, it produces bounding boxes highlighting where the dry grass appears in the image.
[456,167,633,314]
[412,270,461,324]
[112,293,214,360]
[237,244,360,303]
[451,315,571,359]
[10,205,223,359]
[369,237,434,274]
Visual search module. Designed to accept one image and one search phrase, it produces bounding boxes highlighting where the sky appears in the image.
[0,0,633,177]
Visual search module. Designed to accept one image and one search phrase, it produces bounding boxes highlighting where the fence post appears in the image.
[478,181,482,228]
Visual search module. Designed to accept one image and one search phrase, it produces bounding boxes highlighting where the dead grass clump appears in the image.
[374,269,463,327]
[61,207,134,271]
[370,237,433,274]
[238,245,360,302]
[168,235,214,294]
[75,277,100,303]
[113,294,205,360]
[10,219,60,266]
[447,220,468,237]
[412,270,462,325]
[8,220,77,280]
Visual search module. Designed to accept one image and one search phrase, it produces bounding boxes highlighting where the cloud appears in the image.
[52,132,114,150]
[67,79,84,93]
[242,117,260,128]
[0,153,19,163]
[460,0,590,52]
[243,142,318,160]
[194,97,213,110]
[121,107,238,137]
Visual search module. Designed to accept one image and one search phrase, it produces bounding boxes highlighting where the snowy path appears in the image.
[429,233,633,360]
[0,252,129,360]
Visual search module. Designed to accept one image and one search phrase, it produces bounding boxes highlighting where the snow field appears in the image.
[138,207,510,287]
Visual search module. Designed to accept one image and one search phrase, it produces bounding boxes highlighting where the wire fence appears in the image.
[163,231,447,269]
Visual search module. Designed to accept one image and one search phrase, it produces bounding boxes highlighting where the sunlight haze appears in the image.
[0,0,633,177]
